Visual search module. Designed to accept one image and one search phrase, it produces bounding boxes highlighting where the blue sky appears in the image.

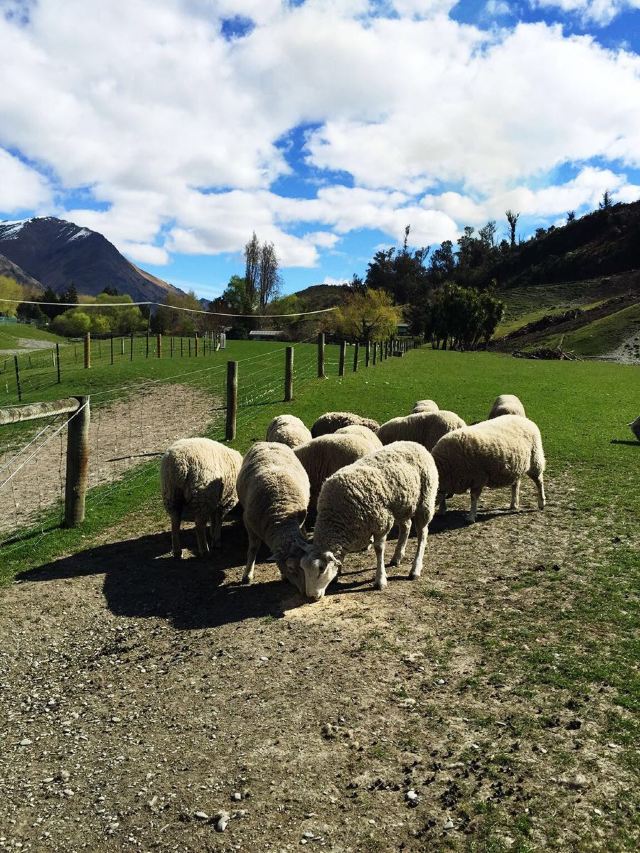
[1,0,640,301]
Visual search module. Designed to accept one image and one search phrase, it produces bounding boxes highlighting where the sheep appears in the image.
[161,438,243,559]
[236,441,310,589]
[630,416,640,442]
[265,414,312,448]
[377,410,466,451]
[488,394,526,419]
[294,431,381,510]
[432,414,546,523]
[300,441,439,600]
[335,424,383,448]
[412,399,439,414]
[310,411,380,438]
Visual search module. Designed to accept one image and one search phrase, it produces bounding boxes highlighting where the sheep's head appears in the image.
[300,547,342,601]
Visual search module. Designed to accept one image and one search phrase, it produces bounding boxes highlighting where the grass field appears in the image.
[0,320,66,351]
[0,343,638,850]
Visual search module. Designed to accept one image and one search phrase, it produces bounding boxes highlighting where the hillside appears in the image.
[293,282,351,310]
[0,253,43,290]
[0,217,184,303]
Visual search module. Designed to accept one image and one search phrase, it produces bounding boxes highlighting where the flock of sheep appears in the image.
[160,393,546,602]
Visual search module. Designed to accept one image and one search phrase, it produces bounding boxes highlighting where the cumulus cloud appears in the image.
[0,148,51,211]
[322,276,350,286]
[533,0,640,26]
[0,0,639,272]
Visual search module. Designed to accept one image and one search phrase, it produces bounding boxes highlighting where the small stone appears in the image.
[444,819,454,830]
[405,790,419,807]
[194,811,209,820]
[19,739,33,746]
[302,831,314,839]
[214,811,230,832]
[259,656,269,662]
[59,770,70,782]
[63,789,74,797]
[232,792,242,801]
[111,717,121,723]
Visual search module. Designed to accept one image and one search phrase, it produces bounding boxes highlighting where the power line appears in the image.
[0,297,338,319]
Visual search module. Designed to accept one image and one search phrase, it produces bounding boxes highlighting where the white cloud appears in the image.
[533,1,640,26]
[322,276,349,286]
[0,148,51,212]
[0,1,639,271]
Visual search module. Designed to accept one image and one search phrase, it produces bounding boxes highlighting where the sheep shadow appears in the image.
[17,522,306,630]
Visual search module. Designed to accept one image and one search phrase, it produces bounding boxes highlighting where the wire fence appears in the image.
[0,335,420,556]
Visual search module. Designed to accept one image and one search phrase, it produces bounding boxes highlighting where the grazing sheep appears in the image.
[412,399,439,414]
[432,414,546,523]
[161,438,243,559]
[236,442,310,590]
[630,416,640,442]
[488,394,526,419]
[294,431,381,510]
[266,414,312,448]
[310,411,380,438]
[377,410,466,451]
[335,424,383,448]
[301,441,439,600]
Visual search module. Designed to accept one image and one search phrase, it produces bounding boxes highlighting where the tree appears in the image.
[258,241,280,310]
[61,283,78,304]
[365,228,430,305]
[428,240,455,284]
[599,190,612,210]
[566,210,576,223]
[0,276,24,318]
[335,290,402,342]
[38,287,65,320]
[52,309,92,336]
[244,232,260,312]
[505,210,520,247]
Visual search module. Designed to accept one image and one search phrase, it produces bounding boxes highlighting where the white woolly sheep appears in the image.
[236,441,310,590]
[335,424,383,448]
[301,441,439,600]
[377,410,466,451]
[432,414,546,523]
[294,431,381,510]
[310,411,380,438]
[412,399,439,414]
[488,394,526,419]
[265,414,312,448]
[629,416,640,442]
[161,438,243,559]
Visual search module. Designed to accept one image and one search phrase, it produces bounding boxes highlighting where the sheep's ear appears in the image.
[325,551,341,568]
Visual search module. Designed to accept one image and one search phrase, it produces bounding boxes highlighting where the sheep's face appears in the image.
[300,549,341,601]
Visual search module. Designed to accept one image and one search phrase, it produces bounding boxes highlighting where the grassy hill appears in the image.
[0,321,66,353]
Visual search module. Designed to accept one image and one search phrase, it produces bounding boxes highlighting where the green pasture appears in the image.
[531,302,640,356]
[0,320,66,352]
[1,342,638,847]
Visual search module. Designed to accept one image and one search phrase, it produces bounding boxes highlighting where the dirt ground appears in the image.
[0,384,218,537]
[1,473,636,852]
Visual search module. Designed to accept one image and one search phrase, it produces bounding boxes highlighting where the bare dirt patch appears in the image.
[1,472,637,851]
[0,384,219,537]
[0,338,58,356]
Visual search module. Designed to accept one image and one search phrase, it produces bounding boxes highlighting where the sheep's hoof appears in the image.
[388,558,398,568]
[241,575,253,585]
[408,569,421,580]
[374,580,387,592]
[465,514,477,524]
[172,550,183,560]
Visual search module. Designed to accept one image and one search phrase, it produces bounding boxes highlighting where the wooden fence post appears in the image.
[353,342,359,372]
[64,395,90,528]
[338,341,346,377]
[317,332,325,379]
[56,343,61,384]
[365,341,370,367]
[372,340,377,365]
[157,333,162,358]
[226,360,238,441]
[188,337,192,357]
[195,334,199,357]
[170,336,174,358]
[110,335,114,365]
[84,332,91,369]
[121,337,125,356]
[285,346,294,402]
[146,330,150,358]
[180,337,184,357]
[130,333,134,361]
[13,355,22,402]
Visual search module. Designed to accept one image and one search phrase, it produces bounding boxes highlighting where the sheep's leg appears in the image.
[170,513,182,560]
[532,473,546,510]
[467,488,482,523]
[210,510,223,549]
[242,529,261,584]
[373,536,388,591]
[510,478,521,511]
[437,495,447,516]
[389,519,411,567]
[195,516,209,557]
[409,521,428,580]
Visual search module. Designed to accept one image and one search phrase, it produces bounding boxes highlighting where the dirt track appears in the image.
[1,472,636,851]
[0,384,218,537]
